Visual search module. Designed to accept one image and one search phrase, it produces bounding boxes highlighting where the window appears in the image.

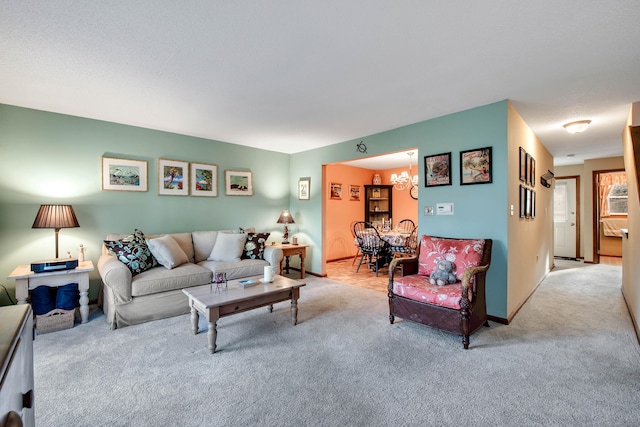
[607,184,628,215]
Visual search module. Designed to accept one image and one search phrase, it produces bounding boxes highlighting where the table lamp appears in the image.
[276,209,295,244]
[32,204,80,259]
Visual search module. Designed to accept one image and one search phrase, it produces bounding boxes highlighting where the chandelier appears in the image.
[390,151,419,191]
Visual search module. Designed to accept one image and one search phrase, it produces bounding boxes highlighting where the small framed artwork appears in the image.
[158,158,189,196]
[190,162,217,197]
[460,146,492,185]
[349,185,361,201]
[102,157,148,192]
[525,187,533,218]
[531,190,536,218]
[330,182,342,200]
[519,147,527,183]
[225,170,253,196]
[525,153,532,185]
[424,152,452,187]
[298,177,310,200]
[519,185,526,218]
[530,157,536,188]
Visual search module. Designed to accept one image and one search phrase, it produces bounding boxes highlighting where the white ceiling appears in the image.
[2,1,640,168]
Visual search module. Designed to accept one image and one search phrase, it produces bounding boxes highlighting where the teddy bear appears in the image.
[429,259,457,286]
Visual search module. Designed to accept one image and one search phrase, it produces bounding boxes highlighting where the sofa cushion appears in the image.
[393,275,471,309]
[208,232,247,262]
[147,235,189,269]
[242,232,270,260]
[131,263,212,297]
[192,230,235,263]
[417,236,485,280]
[198,258,269,280]
[104,229,158,276]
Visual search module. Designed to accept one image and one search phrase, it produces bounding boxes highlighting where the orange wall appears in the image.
[325,164,418,261]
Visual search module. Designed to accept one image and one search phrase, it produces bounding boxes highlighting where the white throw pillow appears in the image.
[207,232,247,262]
[147,235,189,269]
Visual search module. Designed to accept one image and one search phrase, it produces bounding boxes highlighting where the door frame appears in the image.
[555,175,581,259]
[591,168,626,264]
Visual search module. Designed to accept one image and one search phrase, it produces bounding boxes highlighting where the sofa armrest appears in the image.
[460,264,489,294]
[97,254,133,304]
[263,246,284,274]
[388,256,418,291]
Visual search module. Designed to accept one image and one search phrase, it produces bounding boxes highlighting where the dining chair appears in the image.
[396,219,415,234]
[353,221,391,277]
[350,221,362,265]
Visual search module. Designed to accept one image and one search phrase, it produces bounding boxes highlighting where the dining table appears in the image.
[379,230,412,255]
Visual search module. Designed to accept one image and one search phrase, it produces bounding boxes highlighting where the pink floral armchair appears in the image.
[388,235,492,349]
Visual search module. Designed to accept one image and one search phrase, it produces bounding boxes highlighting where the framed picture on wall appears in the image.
[460,147,492,185]
[190,162,217,197]
[330,182,342,200]
[519,147,527,183]
[349,185,360,201]
[298,177,310,200]
[525,153,532,185]
[519,184,526,218]
[158,158,189,196]
[101,157,148,192]
[530,157,536,188]
[525,187,533,218]
[424,152,452,187]
[225,170,253,196]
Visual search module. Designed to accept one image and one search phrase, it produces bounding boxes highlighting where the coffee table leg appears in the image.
[291,288,300,325]
[268,304,273,313]
[207,308,220,354]
[190,306,198,335]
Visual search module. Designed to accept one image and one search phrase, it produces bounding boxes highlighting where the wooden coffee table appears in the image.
[182,274,305,354]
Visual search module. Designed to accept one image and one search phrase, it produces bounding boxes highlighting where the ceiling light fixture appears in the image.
[563,120,591,134]
[390,151,419,191]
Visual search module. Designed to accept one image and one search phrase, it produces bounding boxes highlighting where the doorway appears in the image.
[592,169,627,264]
[554,176,579,259]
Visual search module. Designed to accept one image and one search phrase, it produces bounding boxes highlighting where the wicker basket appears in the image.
[36,308,75,334]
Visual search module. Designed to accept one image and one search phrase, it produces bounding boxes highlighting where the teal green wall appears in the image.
[291,101,509,317]
[0,101,509,318]
[0,105,290,303]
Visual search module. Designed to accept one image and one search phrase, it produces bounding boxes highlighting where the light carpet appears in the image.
[34,261,640,426]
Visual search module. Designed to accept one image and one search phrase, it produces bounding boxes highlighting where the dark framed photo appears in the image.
[519,147,527,183]
[531,190,536,218]
[525,153,532,185]
[525,187,533,218]
[519,185,527,218]
[530,157,536,188]
[460,147,492,185]
[424,152,452,187]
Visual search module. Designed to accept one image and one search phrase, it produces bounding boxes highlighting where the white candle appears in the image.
[264,266,272,282]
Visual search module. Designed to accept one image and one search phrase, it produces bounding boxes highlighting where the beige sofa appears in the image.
[98,230,283,329]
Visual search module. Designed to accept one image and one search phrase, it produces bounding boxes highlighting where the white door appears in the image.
[554,178,577,258]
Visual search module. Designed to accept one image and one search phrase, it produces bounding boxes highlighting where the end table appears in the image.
[8,260,95,324]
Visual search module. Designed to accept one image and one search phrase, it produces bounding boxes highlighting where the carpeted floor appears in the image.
[33,261,640,426]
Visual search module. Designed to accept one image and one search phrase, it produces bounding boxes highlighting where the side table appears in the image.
[7,261,95,324]
[274,243,309,279]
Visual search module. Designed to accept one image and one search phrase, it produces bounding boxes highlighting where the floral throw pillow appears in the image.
[104,229,158,276]
[242,232,271,260]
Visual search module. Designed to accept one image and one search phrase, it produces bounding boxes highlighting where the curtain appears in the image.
[599,172,627,217]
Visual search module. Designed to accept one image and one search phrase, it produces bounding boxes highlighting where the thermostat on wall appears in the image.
[436,203,454,215]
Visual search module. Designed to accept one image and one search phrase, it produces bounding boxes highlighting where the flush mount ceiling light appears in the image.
[563,120,591,134]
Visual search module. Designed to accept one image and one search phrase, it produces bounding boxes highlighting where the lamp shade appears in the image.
[32,205,80,229]
[32,205,80,258]
[276,209,295,224]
